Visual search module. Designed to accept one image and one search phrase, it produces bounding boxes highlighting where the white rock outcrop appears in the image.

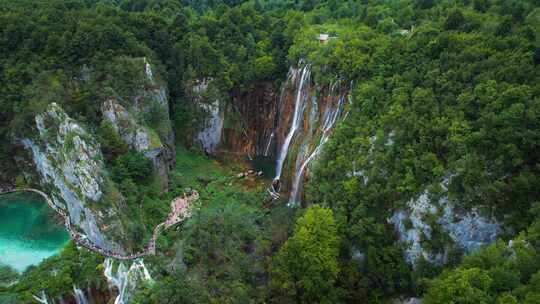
[390,176,502,265]
[101,59,175,190]
[194,79,223,154]
[197,100,223,154]
[102,99,158,152]
[23,103,127,254]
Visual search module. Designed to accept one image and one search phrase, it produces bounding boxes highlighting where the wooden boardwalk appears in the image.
[0,188,199,260]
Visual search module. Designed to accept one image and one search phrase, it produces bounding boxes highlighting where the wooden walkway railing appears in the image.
[0,188,198,260]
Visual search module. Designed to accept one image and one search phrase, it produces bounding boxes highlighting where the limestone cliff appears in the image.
[390,175,502,265]
[102,98,171,190]
[193,79,277,158]
[193,78,224,155]
[23,103,130,254]
[101,58,175,191]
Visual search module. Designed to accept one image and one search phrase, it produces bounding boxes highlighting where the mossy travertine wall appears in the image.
[23,102,129,254]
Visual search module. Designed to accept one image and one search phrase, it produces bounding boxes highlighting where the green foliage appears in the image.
[424,268,493,304]
[425,226,540,303]
[1,0,540,303]
[271,205,340,303]
[99,120,129,160]
[111,152,153,183]
[134,146,294,303]
[444,9,466,30]
[0,264,19,285]
[3,243,105,302]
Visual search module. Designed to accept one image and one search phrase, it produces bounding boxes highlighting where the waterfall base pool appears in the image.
[248,156,276,178]
[0,193,69,272]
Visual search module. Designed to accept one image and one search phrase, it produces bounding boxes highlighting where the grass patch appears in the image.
[169,145,270,206]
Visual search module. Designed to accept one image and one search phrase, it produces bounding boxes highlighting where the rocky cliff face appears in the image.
[23,103,130,254]
[102,98,171,190]
[223,82,278,158]
[194,79,224,155]
[101,58,175,191]
[13,57,175,254]
[390,175,502,265]
[195,80,278,158]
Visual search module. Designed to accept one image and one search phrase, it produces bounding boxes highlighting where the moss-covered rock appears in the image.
[23,102,132,254]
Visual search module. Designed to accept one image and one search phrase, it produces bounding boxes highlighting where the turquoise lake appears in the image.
[0,193,69,272]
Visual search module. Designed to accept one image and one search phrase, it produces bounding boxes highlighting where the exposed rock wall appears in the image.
[102,99,170,190]
[23,103,129,254]
[197,100,223,155]
[101,58,175,191]
[193,79,224,155]
[390,176,502,265]
[195,80,278,158]
[222,82,278,157]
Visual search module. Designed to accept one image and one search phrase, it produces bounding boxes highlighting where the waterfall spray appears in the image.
[104,258,153,304]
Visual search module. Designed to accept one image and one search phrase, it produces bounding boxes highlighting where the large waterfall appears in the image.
[273,65,311,187]
[104,258,153,304]
[271,63,349,205]
[288,87,346,205]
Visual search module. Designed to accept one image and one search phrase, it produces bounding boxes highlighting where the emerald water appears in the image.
[0,193,69,272]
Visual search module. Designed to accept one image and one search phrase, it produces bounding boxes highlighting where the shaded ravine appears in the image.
[0,188,198,260]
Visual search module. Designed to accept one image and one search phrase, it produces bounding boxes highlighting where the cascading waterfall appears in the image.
[73,285,89,304]
[270,62,350,204]
[288,91,345,205]
[272,65,311,193]
[104,258,153,304]
[33,291,50,304]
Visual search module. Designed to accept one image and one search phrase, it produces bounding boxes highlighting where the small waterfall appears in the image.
[73,285,89,304]
[272,65,311,192]
[33,291,50,304]
[144,58,154,83]
[104,258,153,304]
[288,93,345,205]
[263,131,275,157]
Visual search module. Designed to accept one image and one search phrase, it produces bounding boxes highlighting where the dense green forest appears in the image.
[1,0,540,303]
